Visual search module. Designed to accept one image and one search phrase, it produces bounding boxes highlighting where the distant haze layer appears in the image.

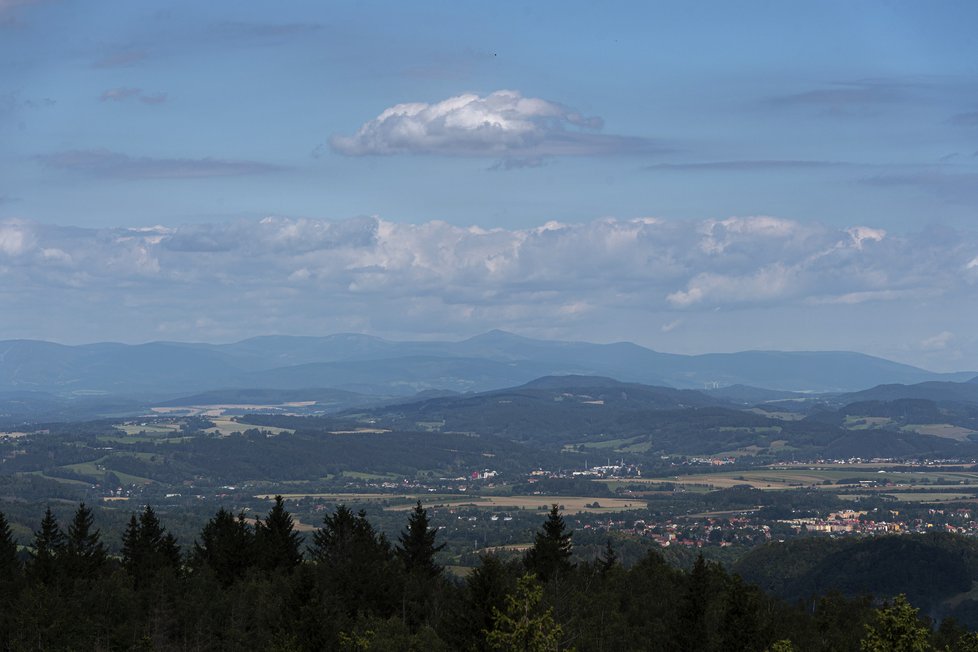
[0,331,974,399]
[0,216,975,372]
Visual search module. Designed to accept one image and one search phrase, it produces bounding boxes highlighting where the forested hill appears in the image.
[338,376,978,458]
[835,380,978,406]
[346,376,753,446]
[734,534,978,626]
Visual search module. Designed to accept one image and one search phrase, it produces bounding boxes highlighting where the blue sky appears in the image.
[1,0,977,371]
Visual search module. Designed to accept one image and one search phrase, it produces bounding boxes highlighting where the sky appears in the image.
[1,0,977,371]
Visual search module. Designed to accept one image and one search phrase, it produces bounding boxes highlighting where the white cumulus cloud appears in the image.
[330,90,661,162]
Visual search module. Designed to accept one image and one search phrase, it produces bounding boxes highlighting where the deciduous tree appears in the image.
[859,594,931,652]
[485,573,563,652]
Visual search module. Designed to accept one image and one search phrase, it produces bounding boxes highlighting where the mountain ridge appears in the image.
[0,331,973,398]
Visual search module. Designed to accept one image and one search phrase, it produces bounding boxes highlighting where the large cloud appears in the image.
[330,90,662,161]
[1,214,975,368]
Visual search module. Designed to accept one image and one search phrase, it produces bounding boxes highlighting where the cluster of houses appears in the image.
[583,516,773,548]
[779,508,978,536]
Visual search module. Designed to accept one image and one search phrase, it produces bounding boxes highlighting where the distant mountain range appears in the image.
[0,331,973,403]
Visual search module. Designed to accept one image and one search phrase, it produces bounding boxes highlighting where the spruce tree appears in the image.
[720,574,760,652]
[396,501,444,578]
[0,511,19,581]
[457,553,516,648]
[310,505,398,618]
[310,504,367,566]
[28,506,64,584]
[191,507,255,585]
[395,501,446,629]
[63,503,107,580]
[122,505,181,585]
[679,553,712,652]
[597,539,619,575]
[121,513,141,571]
[523,504,573,582]
[255,495,303,572]
[140,505,181,570]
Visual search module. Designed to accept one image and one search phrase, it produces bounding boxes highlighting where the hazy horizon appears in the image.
[1,328,974,376]
[2,2,977,372]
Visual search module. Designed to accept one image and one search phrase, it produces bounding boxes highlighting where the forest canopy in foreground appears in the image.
[2,501,978,651]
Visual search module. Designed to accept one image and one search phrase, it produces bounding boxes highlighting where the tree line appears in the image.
[1,501,978,650]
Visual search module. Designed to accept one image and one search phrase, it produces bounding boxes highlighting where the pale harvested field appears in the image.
[258,493,642,513]
[479,544,533,554]
[205,417,293,437]
[290,517,319,532]
[664,470,835,489]
[747,408,806,421]
[844,416,892,428]
[116,423,182,436]
[153,402,316,417]
[236,512,321,532]
[645,467,978,493]
[903,424,977,440]
[878,492,976,503]
[386,495,641,514]
[257,492,421,502]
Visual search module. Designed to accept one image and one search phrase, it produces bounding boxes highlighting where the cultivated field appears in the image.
[258,493,642,514]
[638,466,978,493]
[602,464,978,500]
[115,422,182,436]
[902,424,977,440]
[204,417,293,437]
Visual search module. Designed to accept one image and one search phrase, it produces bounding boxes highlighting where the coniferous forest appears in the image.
[1,501,978,651]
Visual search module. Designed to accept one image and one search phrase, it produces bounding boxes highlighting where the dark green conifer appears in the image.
[63,503,106,579]
[597,539,619,575]
[121,513,140,569]
[190,507,255,585]
[255,495,303,572]
[396,501,444,578]
[523,504,573,582]
[122,505,181,585]
[720,574,760,652]
[459,553,515,647]
[310,504,378,566]
[0,511,19,581]
[310,504,398,618]
[679,553,711,652]
[28,507,64,584]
